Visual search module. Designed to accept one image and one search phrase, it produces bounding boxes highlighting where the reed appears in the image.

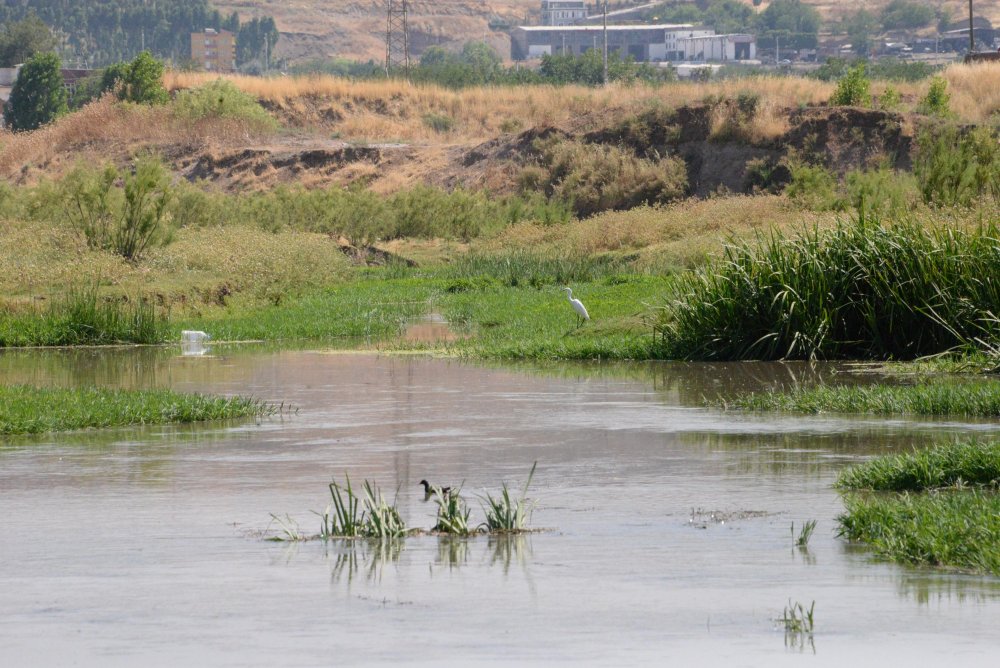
[432,486,473,536]
[0,283,167,347]
[360,480,407,539]
[794,520,817,548]
[320,475,363,538]
[659,214,1000,361]
[480,462,537,533]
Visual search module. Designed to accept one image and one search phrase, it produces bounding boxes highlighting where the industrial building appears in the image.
[191,28,236,72]
[511,24,756,63]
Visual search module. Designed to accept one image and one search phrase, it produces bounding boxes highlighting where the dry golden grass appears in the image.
[164,71,835,142]
[941,62,1000,124]
[0,95,275,181]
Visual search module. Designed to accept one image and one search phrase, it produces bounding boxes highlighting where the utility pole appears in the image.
[969,0,975,53]
[385,0,410,76]
[603,0,609,85]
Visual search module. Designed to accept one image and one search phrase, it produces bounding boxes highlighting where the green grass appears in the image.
[837,441,1000,575]
[658,216,1000,361]
[437,275,667,359]
[0,385,275,434]
[0,285,167,347]
[724,381,1000,418]
[838,490,1000,574]
[836,440,1000,491]
[432,486,473,536]
[174,278,436,342]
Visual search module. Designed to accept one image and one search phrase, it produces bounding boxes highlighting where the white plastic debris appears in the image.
[181,330,211,343]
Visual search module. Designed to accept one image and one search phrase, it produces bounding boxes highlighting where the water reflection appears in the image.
[329,539,404,585]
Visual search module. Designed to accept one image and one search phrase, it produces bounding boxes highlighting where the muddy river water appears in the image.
[2,348,999,666]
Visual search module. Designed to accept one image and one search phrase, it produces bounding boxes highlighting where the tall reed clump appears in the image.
[0,284,167,347]
[658,214,1000,361]
[914,125,1000,207]
[480,462,537,533]
[319,475,406,539]
[432,487,473,536]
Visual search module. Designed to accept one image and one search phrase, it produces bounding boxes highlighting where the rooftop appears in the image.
[517,24,695,32]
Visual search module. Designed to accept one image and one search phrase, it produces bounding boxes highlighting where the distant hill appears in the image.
[209,1,1000,65]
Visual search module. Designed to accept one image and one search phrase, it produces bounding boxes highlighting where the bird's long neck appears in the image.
[565,289,572,301]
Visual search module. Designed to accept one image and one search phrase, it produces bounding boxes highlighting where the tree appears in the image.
[100,51,168,105]
[3,51,66,131]
[880,0,935,31]
[756,0,821,49]
[846,9,880,56]
[0,14,56,67]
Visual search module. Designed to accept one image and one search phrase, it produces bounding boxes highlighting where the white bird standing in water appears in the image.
[562,287,590,326]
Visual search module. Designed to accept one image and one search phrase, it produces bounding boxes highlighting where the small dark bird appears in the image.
[419,479,451,501]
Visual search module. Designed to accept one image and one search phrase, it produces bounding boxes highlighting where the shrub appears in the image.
[422,112,455,133]
[784,159,842,210]
[830,63,871,107]
[172,78,276,129]
[877,85,902,111]
[532,139,688,217]
[915,125,1000,206]
[918,75,950,116]
[62,155,174,262]
[100,51,169,105]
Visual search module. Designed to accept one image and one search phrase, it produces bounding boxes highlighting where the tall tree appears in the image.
[3,51,67,131]
[756,0,821,49]
[0,14,57,66]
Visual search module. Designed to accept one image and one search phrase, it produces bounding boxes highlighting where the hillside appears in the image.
[210,1,1000,64]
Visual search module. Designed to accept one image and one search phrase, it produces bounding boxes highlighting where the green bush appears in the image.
[918,76,950,116]
[100,51,169,105]
[915,125,1000,206]
[784,159,842,210]
[62,155,174,262]
[2,51,67,131]
[530,139,688,217]
[422,112,455,133]
[172,78,276,129]
[830,63,871,107]
[877,85,902,111]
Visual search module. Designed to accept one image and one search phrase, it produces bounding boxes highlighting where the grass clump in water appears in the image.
[793,520,817,547]
[724,381,1000,418]
[432,487,473,536]
[837,441,1000,574]
[658,215,1000,361]
[836,440,1000,492]
[837,490,1000,574]
[319,476,364,538]
[779,600,815,634]
[0,385,274,434]
[0,284,167,347]
[480,462,537,533]
[317,475,406,539]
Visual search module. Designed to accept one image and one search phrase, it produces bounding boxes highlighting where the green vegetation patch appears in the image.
[837,441,1000,575]
[0,285,167,347]
[838,489,1000,574]
[837,440,1000,491]
[658,216,1000,361]
[725,381,1000,418]
[0,384,275,434]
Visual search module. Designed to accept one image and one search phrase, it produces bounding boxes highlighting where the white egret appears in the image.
[562,287,590,326]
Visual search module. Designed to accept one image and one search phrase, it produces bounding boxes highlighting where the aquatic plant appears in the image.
[837,489,1000,574]
[724,382,1000,419]
[0,385,275,435]
[836,440,1000,492]
[360,480,407,539]
[793,520,817,548]
[319,475,363,538]
[432,486,473,536]
[0,283,167,347]
[659,215,1000,361]
[480,462,537,533]
[780,600,815,634]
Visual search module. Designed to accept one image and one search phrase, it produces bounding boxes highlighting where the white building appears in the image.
[541,0,588,27]
[677,33,756,62]
[665,29,714,60]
